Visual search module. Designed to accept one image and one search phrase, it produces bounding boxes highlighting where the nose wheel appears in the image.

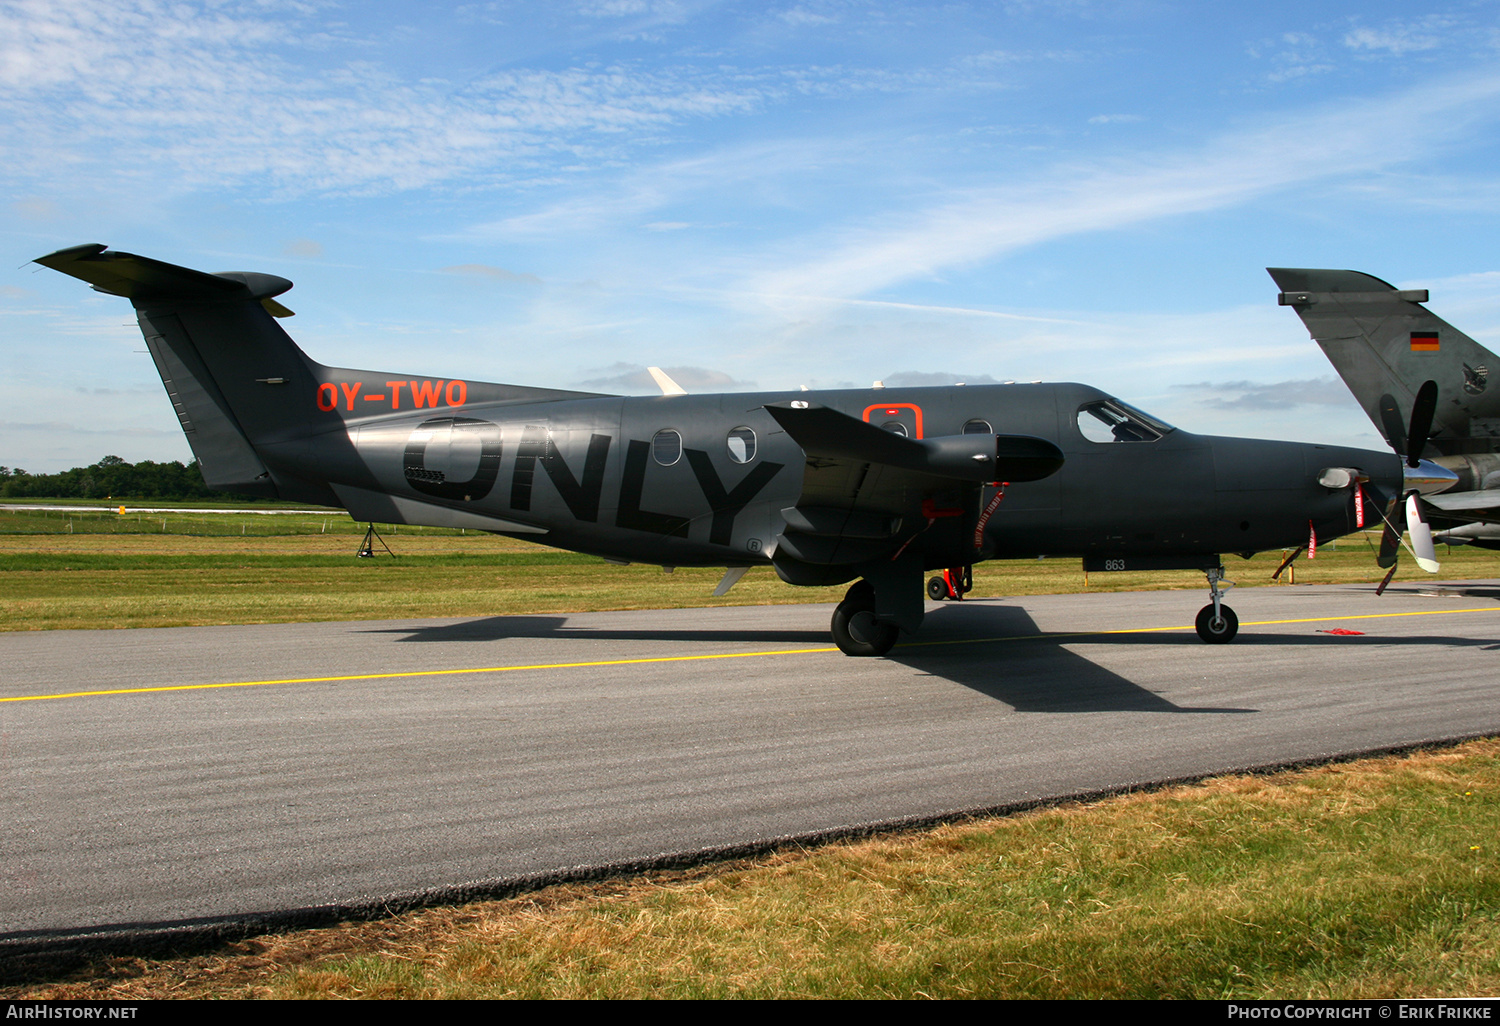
[1195,565,1238,644]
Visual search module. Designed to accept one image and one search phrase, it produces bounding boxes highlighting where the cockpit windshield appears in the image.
[1076,398,1174,443]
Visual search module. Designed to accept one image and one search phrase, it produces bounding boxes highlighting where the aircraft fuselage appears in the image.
[267,379,1397,576]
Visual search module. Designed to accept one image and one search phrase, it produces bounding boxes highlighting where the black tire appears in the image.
[1195,604,1238,644]
[927,576,948,601]
[831,582,899,657]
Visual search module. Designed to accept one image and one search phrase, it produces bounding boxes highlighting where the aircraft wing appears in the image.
[1425,488,1500,515]
[763,401,1062,566]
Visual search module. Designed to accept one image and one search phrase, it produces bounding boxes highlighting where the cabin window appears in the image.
[1076,399,1171,443]
[881,420,909,437]
[962,419,992,435]
[652,429,682,466]
[727,426,757,464]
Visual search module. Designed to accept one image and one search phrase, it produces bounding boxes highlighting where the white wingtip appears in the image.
[647,366,688,396]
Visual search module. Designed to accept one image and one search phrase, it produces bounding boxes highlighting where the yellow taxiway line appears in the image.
[3,605,1495,705]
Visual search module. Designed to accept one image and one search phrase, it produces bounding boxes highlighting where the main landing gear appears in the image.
[1195,565,1238,644]
[831,580,899,657]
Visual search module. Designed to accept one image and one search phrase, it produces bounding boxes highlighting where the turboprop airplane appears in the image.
[1269,267,1500,578]
[37,243,1403,655]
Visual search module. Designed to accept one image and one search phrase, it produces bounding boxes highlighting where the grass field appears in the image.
[2,504,1493,631]
[8,740,1499,999]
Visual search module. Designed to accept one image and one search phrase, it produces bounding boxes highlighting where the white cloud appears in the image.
[1342,14,1460,56]
[455,134,852,238]
[1172,377,1351,410]
[777,6,838,27]
[1344,26,1440,54]
[441,263,543,284]
[739,73,1500,303]
[574,362,756,391]
[1249,31,1335,82]
[0,0,771,197]
[281,238,324,258]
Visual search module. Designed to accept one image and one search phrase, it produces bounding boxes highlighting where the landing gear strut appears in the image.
[1195,565,1238,644]
[831,580,899,657]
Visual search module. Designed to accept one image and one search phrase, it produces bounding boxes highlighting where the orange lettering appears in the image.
[410,379,443,408]
[446,380,467,407]
[317,382,337,411]
[340,381,363,410]
[386,381,406,410]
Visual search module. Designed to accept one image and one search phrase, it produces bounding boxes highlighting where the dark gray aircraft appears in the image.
[38,243,1403,654]
[1270,267,1500,576]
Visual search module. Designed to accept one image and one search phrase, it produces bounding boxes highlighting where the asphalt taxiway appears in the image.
[3,580,1498,942]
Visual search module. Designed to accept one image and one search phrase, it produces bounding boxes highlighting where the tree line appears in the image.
[0,456,239,501]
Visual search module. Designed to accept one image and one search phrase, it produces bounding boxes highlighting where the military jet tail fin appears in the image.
[1269,267,1500,455]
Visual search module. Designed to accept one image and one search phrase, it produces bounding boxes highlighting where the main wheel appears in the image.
[1195,604,1239,644]
[831,582,899,657]
[927,576,948,601]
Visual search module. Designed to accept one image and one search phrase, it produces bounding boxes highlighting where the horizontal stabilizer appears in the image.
[35,244,293,303]
[764,401,1063,482]
[1268,267,1427,303]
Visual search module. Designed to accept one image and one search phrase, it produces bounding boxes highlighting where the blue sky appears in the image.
[6,0,1500,472]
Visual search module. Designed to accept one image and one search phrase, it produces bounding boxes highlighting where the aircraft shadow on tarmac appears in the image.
[361,604,1274,715]
[886,603,1252,714]
[1374,584,1500,601]
[359,600,1497,714]
[362,617,829,646]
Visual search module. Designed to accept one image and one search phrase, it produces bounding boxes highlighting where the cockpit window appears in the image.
[1077,399,1172,443]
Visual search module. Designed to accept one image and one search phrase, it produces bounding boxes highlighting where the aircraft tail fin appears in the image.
[1268,267,1500,455]
[36,244,609,505]
[36,244,317,498]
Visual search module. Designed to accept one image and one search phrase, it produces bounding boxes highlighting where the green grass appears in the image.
[3,507,1495,631]
[0,505,418,536]
[13,741,1500,999]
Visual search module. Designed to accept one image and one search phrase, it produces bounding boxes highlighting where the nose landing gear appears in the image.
[1195,565,1238,643]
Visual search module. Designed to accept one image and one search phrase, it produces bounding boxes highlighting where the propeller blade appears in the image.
[1377,493,1404,569]
[1378,393,1408,454]
[1406,380,1438,469]
[1405,492,1440,573]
